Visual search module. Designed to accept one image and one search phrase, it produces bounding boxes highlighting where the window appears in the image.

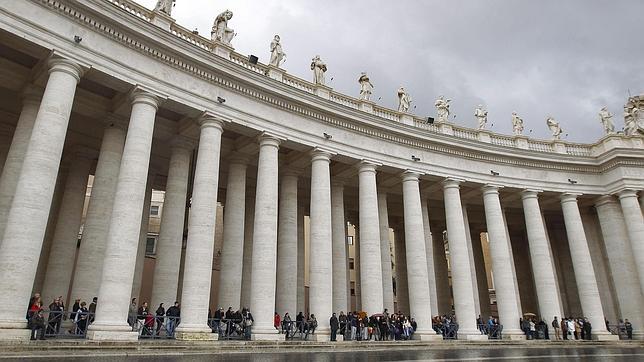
[347,235,353,245]
[349,258,355,270]
[145,237,156,255]
[150,205,160,216]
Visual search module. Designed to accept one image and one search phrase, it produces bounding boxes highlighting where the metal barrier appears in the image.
[134,315,179,339]
[441,323,459,340]
[208,318,251,340]
[37,310,92,339]
[284,320,317,340]
[478,324,503,339]
[608,324,632,340]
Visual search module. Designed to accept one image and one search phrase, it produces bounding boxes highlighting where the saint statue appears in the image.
[311,55,327,85]
[153,0,175,15]
[358,72,374,101]
[511,112,524,135]
[546,116,563,140]
[434,96,450,123]
[269,35,286,67]
[397,87,411,113]
[624,103,639,136]
[211,10,235,45]
[474,104,488,129]
[598,107,614,134]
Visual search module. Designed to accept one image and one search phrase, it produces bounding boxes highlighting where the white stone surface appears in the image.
[618,189,644,294]
[560,193,615,339]
[151,139,192,308]
[275,171,298,316]
[296,205,306,314]
[131,175,153,300]
[70,122,126,303]
[420,197,439,317]
[240,195,255,309]
[88,89,159,338]
[331,182,348,313]
[218,157,248,310]
[521,190,563,335]
[377,191,395,313]
[357,161,384,315]
[309,149,333,336]
[175,115,224,338]
[462,204,481,316]
[393,227,409,315]
[0,58,82,333]
[249,134,283,339]
[41,152,92,305]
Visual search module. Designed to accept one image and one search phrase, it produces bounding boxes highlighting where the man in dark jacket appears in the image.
[166,302,180,337]
[330,313,339,341]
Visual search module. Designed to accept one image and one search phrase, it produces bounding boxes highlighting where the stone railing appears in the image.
[107,0,634,158]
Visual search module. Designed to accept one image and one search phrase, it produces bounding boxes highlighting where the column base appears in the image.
[413,332,443,341]
[251,332,285,341]
[0,328,31,341]
[86,330,138,341]
[175,331,218,341]
[592,332,619,341]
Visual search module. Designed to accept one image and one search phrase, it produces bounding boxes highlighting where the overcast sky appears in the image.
[137,0,643,142]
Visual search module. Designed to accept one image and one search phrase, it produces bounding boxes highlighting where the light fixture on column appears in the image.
[323,132,332,140]
[217,96,226,103]
[411,155,420,161]
[568,178,577,184]
[490,170,499,176]
[73,35,82,44]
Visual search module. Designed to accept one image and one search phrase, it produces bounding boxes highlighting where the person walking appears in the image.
[624,319,633,340]
[330,313,339,341]
[274,312,281,332]
[165,302,180,337]
[552,317,561,340]
[29,302,46,340]
[155,303,165,336]
[128,298,137,328]
[74,301,89,335]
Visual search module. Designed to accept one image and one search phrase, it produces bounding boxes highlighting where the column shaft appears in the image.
[150,141,192,307]
[377,192,395,313]
[393,227,409,315]
[560,193,615,340]
[331,183,348,313]
[521,190,563,335]
[217,158,248,310]
[70,123,125,303]
[240,195,255,309]
[41,153,92,305]
[462,204,481,316]
[131,177,153,300]
[357,162,383,315]
[618,190,644,293]
[275,172,298,316]
[174,116,224,339]
[421,200,439,316]
[87,90,159,340]
[432,224,451,315]
[296,205,306,314]
[249,134,283,339]
[0,59,82,335]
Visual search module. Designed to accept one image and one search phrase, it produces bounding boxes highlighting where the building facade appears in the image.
[0,0,642,342]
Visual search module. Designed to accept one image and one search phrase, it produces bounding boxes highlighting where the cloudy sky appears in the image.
[138,0,643,142]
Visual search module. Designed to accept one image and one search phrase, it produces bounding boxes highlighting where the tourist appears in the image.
[27,293,41,322]
[283,312,293,337]
[624,319,633,340]
[330,312,339,341]
[88,297,97,324]
[552,317,561,340]
[308,314,318,336]
[70,298,80,322]
[561,318,568,340]
[155,303,165,336]
[296,312,305,334]
[29,301,46,340]
[137,302,150,335]
[583,318,592,340]
[128,298,137,327]
[350,312,358,341]
[75,301,89,335]
[274,312,281,332]
[242,308,254,340]
[528,319,536,340]
[47,297,64,335]
[166,302,180,337]
[338,311,347,337]
[566,317,575,340]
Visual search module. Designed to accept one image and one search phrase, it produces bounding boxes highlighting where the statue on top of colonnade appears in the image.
[212,10,235,45]
[474,104,488,129]
[435,95,451,123]
[358,72,374,101]
[511,112,524,135]
[397,87,412,112]
[623,96,643,136]
[269,35,286,67]
[546,116,563,140]
[153,0,175,15]
[598,107,614,134]
[311,55,327,85]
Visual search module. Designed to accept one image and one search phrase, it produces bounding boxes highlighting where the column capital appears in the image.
[48,57,85,83]
[356,159,381,173]
[520,189,542,200]
[481,184,503,195]
[197,112,226,130]
[560,193,581,204]
[594,194,617,208]
[400,169,422,182]
[130,86,163,110]
[170,135,196,152]
[257,131,286,148]
[310,147,336,162]
[616,188,639,199]
[442,177,465,189]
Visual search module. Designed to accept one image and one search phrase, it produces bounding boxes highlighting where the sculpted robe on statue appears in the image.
[397,87,411,113]
[598,107,614,134]
[546,116,563,140]
[269,35,286,67]
[511,112,524,135]
[474,104,488,129]
[435,96,450,123]
[212,10,235,45]
[153,0,174,15]
[311,55,327,85]
[358,72,374,101]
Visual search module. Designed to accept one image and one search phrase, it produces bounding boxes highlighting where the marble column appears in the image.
[217,156,249,310]
[462,203,481,316]
[0,58,83,339]
[150,138,193,308]
[41,151,93,305]
[432,223,451,315]
[354,224,362,312]
[240,194,255,309]
[174,115,225,340]
[308,149,334,340]
[521,190,563,335]
[469,224,491,320]
[442,179,486,339]
[86,89,159,341]
[275,170,298,316]
[560,193,617,340]
[130,175,153,301]
[0,88,41,241]
[377,192,395,313]
[595,196,644,339]
[0,124,12,175]
[296,205,306,314]
[249,134,284,340]
[357,161,384,315]
[401,171,440,340]
[331,182,348,313]
[421,200,439,316]
[481,185,524,338]
[393,226,409,315]
[617,190,644,294]
[70,119,126,303]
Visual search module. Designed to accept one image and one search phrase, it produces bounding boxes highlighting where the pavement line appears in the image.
[396,353,644,362]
